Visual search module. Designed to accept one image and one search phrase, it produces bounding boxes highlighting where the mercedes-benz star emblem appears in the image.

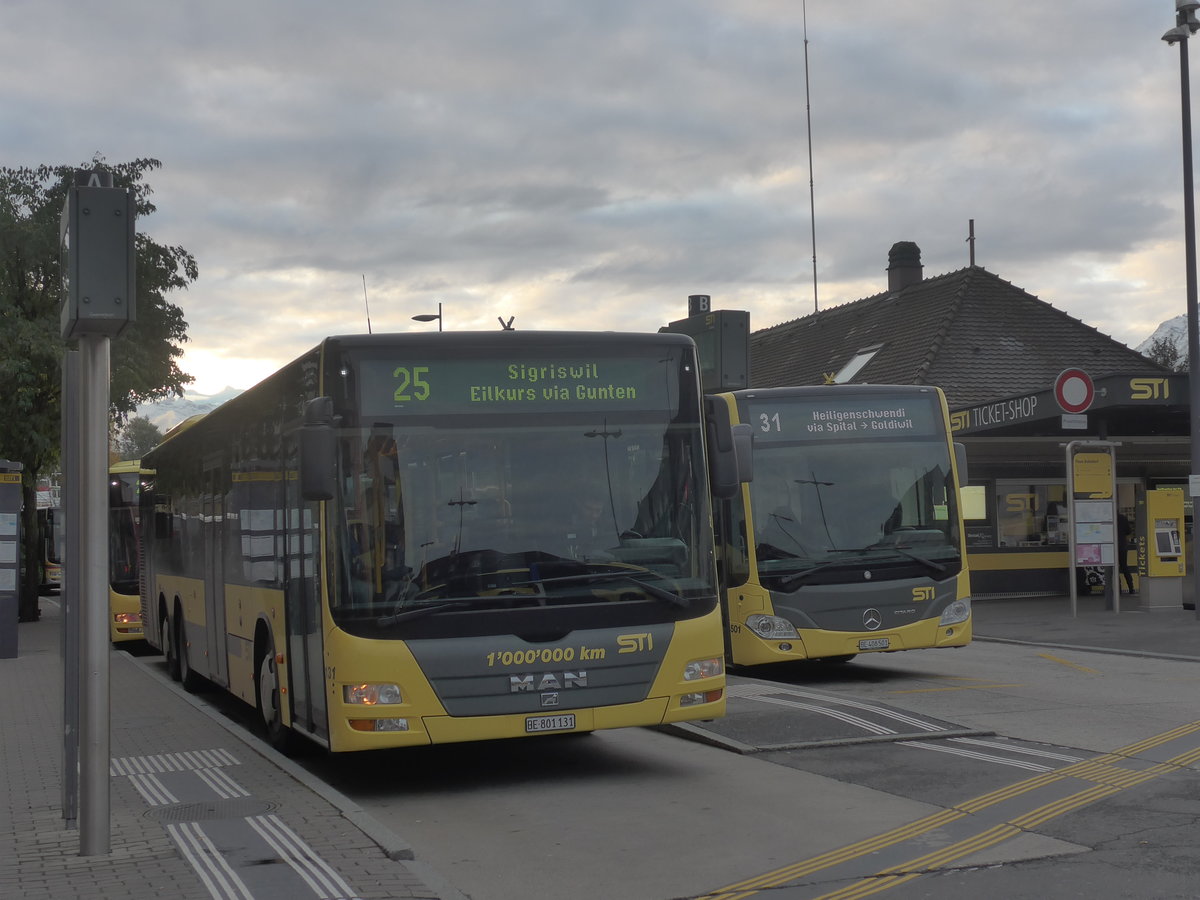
[863,608,883,631]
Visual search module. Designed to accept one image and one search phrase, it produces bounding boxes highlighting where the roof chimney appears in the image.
[887,241,923,292]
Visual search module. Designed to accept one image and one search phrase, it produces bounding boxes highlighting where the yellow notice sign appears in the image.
[1073,451,1113,499]
[0,474,20,484]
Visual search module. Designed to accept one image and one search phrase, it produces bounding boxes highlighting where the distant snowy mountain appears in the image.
[135,387,242,433]
[1135,314,1187,358]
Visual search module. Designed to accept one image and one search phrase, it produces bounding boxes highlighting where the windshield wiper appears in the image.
[519,570,689,608]
[376,600,470,627]
[774,561,841,592]
[878,546,948,575]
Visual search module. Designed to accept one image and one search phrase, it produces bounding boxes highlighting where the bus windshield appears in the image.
[744,395,962,588]
[328,346,714,630]
[109,470,141,594]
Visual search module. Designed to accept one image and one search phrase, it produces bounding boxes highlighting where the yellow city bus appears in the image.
[141,332,735,752]
[36,504,63,595]
[710,384,971,665]
[109,460,152,643]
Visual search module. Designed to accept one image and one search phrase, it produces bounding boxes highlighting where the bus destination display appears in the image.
[747,396,940,440]
[359,357,675,415]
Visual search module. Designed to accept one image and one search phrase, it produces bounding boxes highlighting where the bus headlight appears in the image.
[746,614,798,639]
[683,657,723,681]
[938,598,971,626]
[343,683,403,705]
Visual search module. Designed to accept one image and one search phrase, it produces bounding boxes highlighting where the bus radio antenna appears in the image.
[362,274,373,334]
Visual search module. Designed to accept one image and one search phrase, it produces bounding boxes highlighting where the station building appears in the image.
[748,242,1186,597]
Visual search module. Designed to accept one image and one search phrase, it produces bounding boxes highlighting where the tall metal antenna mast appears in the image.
[362,274,373,334]
[803,0,819,312]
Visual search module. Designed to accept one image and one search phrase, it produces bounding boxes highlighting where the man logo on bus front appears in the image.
[863,609,882,631]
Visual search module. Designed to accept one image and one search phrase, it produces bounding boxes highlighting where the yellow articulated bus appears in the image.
[109,460,153,643]
[141,332,740,752]
[710,384,972,666]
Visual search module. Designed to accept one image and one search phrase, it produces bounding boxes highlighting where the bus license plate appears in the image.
[858,637,890,650]
[526,714,576,733]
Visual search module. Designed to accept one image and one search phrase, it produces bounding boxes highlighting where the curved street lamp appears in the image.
[1163,0,1200,618]
[412,301,443,331]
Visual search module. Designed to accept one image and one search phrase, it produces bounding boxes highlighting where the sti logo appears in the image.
[1006,494,1038,513]
[1130,378,1170,401]
[912,587,935,602]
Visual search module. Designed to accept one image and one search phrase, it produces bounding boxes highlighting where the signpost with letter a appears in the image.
[60,168,135,856]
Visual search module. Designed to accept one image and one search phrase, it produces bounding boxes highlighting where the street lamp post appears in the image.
[1164,0,1200,618]
[412,301,443,331]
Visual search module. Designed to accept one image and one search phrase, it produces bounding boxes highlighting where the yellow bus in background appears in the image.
[109,460,152,643]
[710,384,972,666]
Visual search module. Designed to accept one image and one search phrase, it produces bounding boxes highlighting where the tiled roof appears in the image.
[749,265,1171,408]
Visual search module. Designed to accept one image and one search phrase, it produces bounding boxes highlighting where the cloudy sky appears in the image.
[5,1,1193,393]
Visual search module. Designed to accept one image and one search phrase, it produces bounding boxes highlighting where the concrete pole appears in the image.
[61,350,80,826]
[78,335,110,856]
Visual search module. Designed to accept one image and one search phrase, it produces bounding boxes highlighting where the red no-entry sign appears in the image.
[1054,368,1094,414]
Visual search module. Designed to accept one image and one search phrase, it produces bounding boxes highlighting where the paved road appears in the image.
[112,594,1200,899]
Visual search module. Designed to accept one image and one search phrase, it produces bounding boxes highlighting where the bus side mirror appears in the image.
[732,423,753,485]
[300,396,336,502]
[706,397,753,499]
[954,442,968,486]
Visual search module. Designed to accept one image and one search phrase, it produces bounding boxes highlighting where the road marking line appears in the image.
[1039,653,1100,674]
[898,741,1053,772]
[739,684,950,733]
[948,737,1082,762]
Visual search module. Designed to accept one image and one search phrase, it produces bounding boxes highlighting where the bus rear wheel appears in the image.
[161,613,181,681]
[177,618,204,693]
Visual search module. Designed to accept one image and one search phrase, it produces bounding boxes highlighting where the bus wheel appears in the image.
[162,614,181,681]
[256,639,295,753]
[177,618,204,693]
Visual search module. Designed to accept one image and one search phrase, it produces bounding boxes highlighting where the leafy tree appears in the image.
[1144,334,1187,373]
[0,157,194,620]
[115,415,165,460]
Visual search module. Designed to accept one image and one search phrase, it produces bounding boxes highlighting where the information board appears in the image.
[358,357,676,416]
[745,396,941,442]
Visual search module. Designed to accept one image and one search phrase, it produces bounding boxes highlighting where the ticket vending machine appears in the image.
[1138,489,1186,610]
[0,460,22,658]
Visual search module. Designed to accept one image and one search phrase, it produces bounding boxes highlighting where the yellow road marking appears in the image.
[700,719,1200,900]
[1039,653,1100,674]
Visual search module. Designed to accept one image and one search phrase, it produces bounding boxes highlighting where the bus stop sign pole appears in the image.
[60,169,135,856]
